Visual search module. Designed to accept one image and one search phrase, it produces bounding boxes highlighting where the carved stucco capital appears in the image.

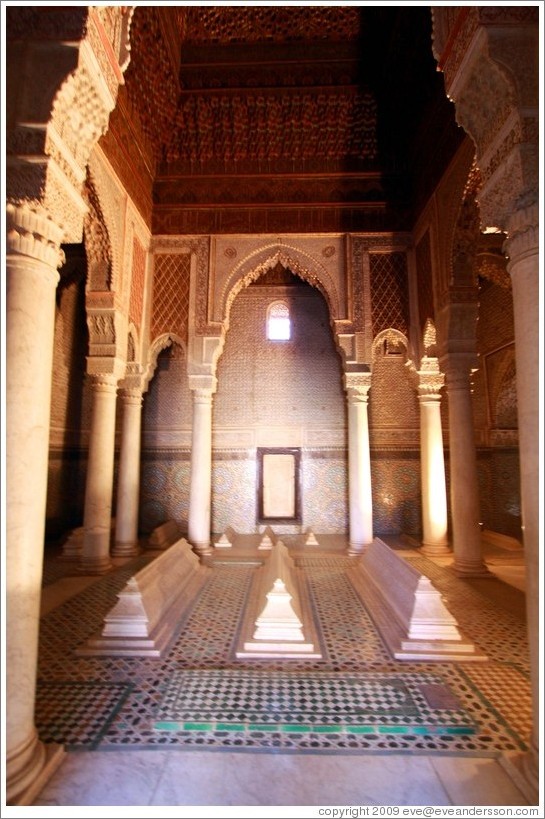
[503,202,539,270]
[86,372,119,393]
[188,373,217,398]
[416,358,445,401]
[436,299,478,363]
[344,370,372,403]
[6,203,65,270]
[117,386,144,406]
[86,356,126,380]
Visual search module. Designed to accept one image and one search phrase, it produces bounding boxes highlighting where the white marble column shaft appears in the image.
[504,206,539,789]
[444,358,488,576]
[5,205,65,802]
[346,381,373,554]
[188,385,215,556]
[418,382,449,555]
[80,374,118,573]
[113,388,144,557]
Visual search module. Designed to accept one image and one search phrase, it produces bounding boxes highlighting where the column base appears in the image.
[453,559,492,578]
[6,731,65,806]
[193,541,214,558]
[499,749,539,805]
[348,541,370,556]
[420,541,451,557]
[78,556,113,575]
[111,541,140,558]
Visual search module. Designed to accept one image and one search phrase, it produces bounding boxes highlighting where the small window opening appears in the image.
[267,301,291,340]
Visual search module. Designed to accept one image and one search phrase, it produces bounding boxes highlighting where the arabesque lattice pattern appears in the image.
[370,252,409,336]
[150,253,191,342]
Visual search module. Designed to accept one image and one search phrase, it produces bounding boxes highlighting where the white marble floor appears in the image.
[30,748,530,811]
[23,534,536,813]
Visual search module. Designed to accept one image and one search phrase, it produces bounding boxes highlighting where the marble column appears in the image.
[5,204,66,803]
[188,376,216,557]
[504,204,539,791]
[113,387,144,557]
[80,374,118,573]
[344,373,373,555]
[443,355,489,576]
[416,360,450,556]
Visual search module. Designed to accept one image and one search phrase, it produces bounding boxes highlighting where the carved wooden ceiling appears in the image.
[115,6,465,234]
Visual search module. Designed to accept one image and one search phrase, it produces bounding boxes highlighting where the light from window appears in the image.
[267,301,291,340]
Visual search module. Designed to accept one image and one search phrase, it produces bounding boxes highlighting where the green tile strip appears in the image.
[153,720,477,736]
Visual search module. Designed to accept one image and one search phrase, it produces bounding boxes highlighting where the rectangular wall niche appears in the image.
[257,448,301,524]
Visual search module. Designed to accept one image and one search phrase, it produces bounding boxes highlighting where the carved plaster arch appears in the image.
[432,7,538,229]
[436,140,477,302]
[86,157,123,294]
[490,347,517,430]
[450,162,482,289]
[222,243,341,331]
[7,6,134,244]
[127,323,139,363]
[144,332,186,390]
[372,328,409,361]
[83,174,113,291]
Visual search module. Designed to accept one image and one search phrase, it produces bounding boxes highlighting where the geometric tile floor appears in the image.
[36,551,531,757]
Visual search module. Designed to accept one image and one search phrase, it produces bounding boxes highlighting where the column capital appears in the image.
[504,203,539,269]
[415,357,445,401]
[86,355,126,381]
[118,387,143,405]
[87,373,118,393]
[6,203,65,270]
[344,371,371,403]
[441,354,477,391]
[188,373,217,396]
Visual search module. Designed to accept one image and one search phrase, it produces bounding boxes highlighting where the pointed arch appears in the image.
[144,332,186,388]
[221,242,341,330]
[372,328,409,361]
